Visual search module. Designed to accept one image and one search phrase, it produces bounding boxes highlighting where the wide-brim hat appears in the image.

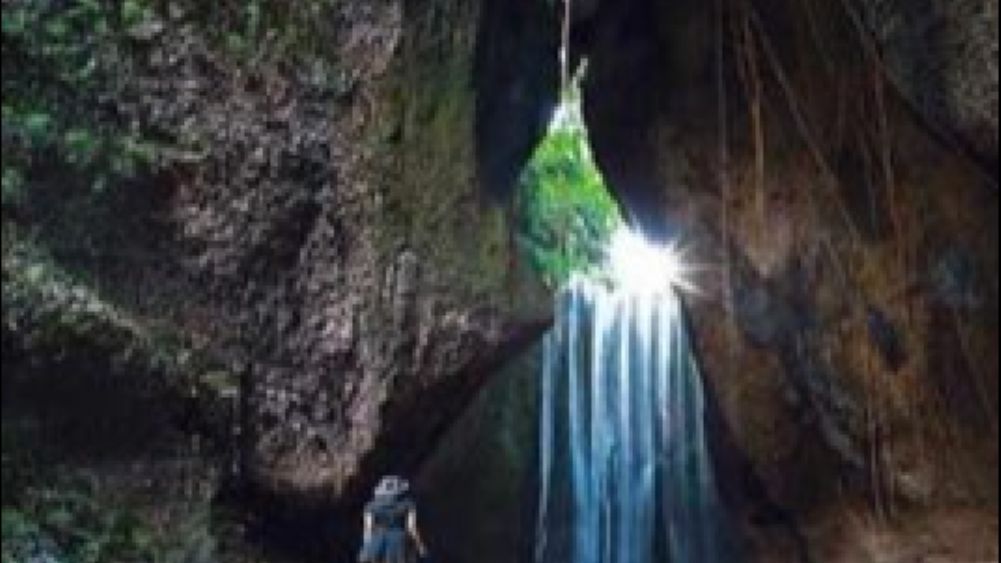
[374,475,410,499]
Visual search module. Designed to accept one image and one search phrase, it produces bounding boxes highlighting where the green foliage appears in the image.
[1,0,162,212]
[2,168,27,210]
[185,0,341,64]
[2,482,160,563]
[515,93,621,288]
[0,0,344,216]
[1,507,46,563]
[2,423,162,563]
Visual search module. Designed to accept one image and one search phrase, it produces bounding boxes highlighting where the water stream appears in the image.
[535,276,742,563]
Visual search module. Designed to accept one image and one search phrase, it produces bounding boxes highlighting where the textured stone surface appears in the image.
[144,0,551,509]
[859,0,999,167]
[2,0,551,528]
[571,0,998,559]
[415,345,540,563]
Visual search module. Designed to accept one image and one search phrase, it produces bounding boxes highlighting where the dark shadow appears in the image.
[474,0,560,201]
[680,304,816,563]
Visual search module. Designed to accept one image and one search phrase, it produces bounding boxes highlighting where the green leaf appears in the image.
[63,128,100,166]
[43,506,75,529]
[22,112,54,144]
[44,18,70,40]
[121,0,145,27]
[1,9,30,36]
[2,167,26,207]
[122,137,157,166]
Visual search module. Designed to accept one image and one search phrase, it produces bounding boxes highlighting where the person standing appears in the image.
[358,476,429,563]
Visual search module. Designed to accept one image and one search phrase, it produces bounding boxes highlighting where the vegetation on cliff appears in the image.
[515,84,620,287]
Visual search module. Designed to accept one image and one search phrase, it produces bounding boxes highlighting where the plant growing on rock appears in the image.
[515,85,621,288]
[1,0,161,210]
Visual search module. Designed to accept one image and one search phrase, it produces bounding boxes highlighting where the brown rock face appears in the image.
[571,0,998,559]
[858,0,999,169]
[378,1,999,559]
[409,1,997,559]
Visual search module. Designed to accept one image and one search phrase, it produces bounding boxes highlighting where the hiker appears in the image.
[358,476,429,563]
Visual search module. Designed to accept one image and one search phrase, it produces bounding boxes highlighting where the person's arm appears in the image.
[406,508,428,558]
[363,511,374,545]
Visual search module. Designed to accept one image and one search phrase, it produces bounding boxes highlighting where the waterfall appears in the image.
[535,277,742,563]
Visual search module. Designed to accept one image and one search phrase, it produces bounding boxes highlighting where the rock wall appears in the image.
[573,0,998,560]
[859,0,999,168]
[205,0,553,507]
[3,0,553,558]
[415,346,541,563]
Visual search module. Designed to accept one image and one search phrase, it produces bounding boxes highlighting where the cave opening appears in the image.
[504,5,744,557]
[450,0,999,557]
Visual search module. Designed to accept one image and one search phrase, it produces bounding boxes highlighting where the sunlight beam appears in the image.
[608,227,696,295]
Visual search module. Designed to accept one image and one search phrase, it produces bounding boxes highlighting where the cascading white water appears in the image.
[535,275,741,563]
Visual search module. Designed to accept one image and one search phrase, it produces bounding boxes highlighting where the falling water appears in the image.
[535,276,742,563]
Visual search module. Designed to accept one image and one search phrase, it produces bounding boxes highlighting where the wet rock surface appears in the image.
[568,0,998,559]
[415,346,540,563]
